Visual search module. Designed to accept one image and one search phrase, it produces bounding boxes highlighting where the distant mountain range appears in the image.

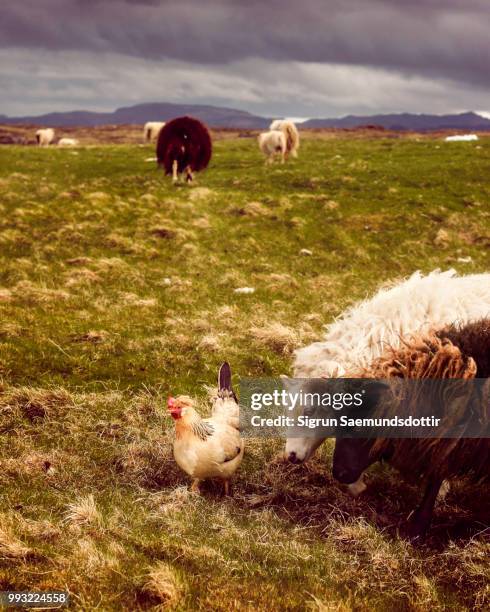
[303,111,490,131]
[2,103,490,131]
[0,103,271,129]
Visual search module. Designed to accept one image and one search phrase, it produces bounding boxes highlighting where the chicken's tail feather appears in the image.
[218,362,238,403]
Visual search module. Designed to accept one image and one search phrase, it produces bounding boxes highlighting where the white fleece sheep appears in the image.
[269,120,299,158]
[35,128,55,146]
[143,121,165,142]
[269,119,284,131]
[58,138,79,147]
[286,269,490,465]
[293,269,490,377]
[258,130,287,164]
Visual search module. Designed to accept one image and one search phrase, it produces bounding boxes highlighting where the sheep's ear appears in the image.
[218,362,232,392]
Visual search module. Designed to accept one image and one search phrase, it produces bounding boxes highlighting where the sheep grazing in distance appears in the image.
[269,119,284,131]
[285,269,490,467]
[156,116,212,183]
[269,119,300,159]
[333,319,490,540]
[58,138,79,147]
[258,130,287,164]
[36,128,55,146]
[143,121,166,142]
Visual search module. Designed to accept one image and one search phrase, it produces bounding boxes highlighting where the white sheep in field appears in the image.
[58,138,79,147]
[269,119,299,159]
[143,121,165,142]
[285,269,490,467]
[258,130,287,164]
[269,119,284,131]
[36,128,55,146]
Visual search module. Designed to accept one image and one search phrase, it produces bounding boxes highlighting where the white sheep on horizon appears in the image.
[258,130,287,164]
[36,128,55,146]
[269,119,284,131]
[58,138,79,147]
[143,121,165,142]
[269,119,300,159]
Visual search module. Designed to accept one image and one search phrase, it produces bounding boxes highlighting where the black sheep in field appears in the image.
[156,116,212,183]
[333,319,490,540]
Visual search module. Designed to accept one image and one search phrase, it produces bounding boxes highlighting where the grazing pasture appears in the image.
[0,134,489,610]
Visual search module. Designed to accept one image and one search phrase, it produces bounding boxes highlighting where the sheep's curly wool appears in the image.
[366,334,477,380]
[369,320,490,483]
[293,269,490,378]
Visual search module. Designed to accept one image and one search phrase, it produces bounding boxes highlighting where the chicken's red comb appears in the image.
[167,396,176,409]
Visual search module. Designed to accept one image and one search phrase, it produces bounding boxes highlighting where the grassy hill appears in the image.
[0,136,489,610]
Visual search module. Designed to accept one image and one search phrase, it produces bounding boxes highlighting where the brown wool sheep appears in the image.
[156,116,212,183]
[333,319,490,540]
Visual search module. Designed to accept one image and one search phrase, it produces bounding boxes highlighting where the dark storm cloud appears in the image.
[1,0,489,88]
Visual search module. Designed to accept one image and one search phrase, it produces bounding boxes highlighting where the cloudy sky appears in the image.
[1,0,489,118]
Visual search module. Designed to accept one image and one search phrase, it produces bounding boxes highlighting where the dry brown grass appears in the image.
[143,562,185,608]
[12,280,71,303]
[117,435,182,490]
[250,322,299,354]
[0,387,73,422]
[0,520,32,559]
[64,494,102,528]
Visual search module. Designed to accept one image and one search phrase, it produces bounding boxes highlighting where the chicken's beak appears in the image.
[167,396,181,419]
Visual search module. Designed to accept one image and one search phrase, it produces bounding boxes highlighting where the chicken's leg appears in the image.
[190,479,201,494]
[223,480,230,496]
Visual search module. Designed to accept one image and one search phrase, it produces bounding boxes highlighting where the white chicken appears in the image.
[168,362,244,494]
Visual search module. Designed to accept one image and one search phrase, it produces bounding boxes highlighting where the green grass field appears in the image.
[0,136,489,610]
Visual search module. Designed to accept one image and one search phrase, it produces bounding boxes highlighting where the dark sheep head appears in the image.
[332,438,376,484]
[332,381,390,485]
